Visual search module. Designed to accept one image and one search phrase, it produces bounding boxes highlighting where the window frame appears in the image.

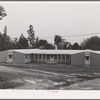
[35,54,38,59]
[62,55,65,60]
[58,55,61,59]
[66,55,69,59]
[47,54,50,59]
[86,56,89,60]
[9,55,12,59]
[54,55,57,59]
[43,54,45,59]
[39,54,42,59]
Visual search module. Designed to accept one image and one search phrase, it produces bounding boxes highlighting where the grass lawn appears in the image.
[0,63,100,89]
[1,63,100,74]
[0,71,24,89]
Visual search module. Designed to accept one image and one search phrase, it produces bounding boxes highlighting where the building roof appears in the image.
[7,49,100,55]
[9,49,84,55]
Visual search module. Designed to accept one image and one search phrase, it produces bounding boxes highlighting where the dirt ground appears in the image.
[0,63,100,89]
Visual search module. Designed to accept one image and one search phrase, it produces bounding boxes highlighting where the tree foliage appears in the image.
[81,36,100,50]
[17,34,29,49]
[0,5,7,20]
[37,39,54,49]
[54,35,62,45]
[0,26,13,51]
[27,25,35,48]
[72,42,81,50]
[2,26,13,50]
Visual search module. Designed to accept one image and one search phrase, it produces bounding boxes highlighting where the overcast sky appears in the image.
[1,1,100,44]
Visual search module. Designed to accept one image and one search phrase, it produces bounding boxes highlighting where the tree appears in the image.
[38,39,47,49]
[3,25,7,36]
[54,35,62,45]
[17,34,29,49]
[35,36,39,48]
[2,26,13,50]
[54,35,72,49]
[67,43,72,49]
[81,39,87,49]
[27,25,35,48]
[54,35,63,49]
[0,5,7,20]
[44,43,54,49]
[72,42,80,50]
[81,36,100,50]
[35,38,54,49]
[0,32,3,51]
[58,41,72,50]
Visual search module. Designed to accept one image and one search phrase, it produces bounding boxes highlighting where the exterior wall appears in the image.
[57,54,71,64]
[71,52,85,66]
[7,50,13,63]
[33,54,50,63]
[0,50,7,63]
[45,54,58,64]
[13,51,25,64]
[66,55,71,64]
[85,51,90,66]
[33,54,71,64]
[90,52,100,66]
[24,54,32,63]
[33,54,44,63]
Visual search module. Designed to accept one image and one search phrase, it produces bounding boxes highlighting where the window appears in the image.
[35,54,38,59]
[54,55,57,59]
[58,55,61,59]
[66,55,69,59]
[51,55,53,58]
[86,56,89,60]
[62,55,65,59]
[29,54,31,58]
[43,55,45,59]
[9,55,12,59]
[39,55,42,59]
[47,55,50,59]
[25,55,28,59]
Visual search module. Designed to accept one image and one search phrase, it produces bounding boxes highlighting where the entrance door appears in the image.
[7,55,13,63]
[85,56,90,66]
[50,55,54,62]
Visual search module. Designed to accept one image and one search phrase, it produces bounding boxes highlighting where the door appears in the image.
[50,55,54,62]
[7,55,13,63]
[85,56,90,66]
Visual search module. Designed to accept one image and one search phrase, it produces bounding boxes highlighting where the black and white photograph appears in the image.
[1,1,100,93]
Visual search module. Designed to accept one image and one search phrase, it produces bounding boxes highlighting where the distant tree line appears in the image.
[54,35,100,50]
[0,25,55,51]
[1,5,100,51]
[0,25,100,51]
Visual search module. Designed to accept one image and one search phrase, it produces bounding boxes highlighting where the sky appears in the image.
[1,1,100,45]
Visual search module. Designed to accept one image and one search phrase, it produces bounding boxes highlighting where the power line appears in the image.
[63,33,100,37]
[39,33,100,39]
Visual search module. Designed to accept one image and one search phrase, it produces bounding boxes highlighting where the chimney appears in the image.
[55,44,57,50]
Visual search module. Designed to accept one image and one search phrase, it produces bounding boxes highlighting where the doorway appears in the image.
[85,56,90,66]
[7,54,13,63]
[50,55,54,62]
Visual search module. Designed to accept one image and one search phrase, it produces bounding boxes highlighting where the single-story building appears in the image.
[71,50,100,66]
[0,49,100,66]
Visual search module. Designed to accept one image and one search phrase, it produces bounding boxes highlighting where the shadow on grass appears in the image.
[0,81,24,89]
[0,72,24,89]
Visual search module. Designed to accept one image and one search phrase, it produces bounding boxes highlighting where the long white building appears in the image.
[0,49,100,66]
